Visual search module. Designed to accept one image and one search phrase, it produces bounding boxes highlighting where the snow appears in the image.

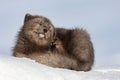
[0,55,120,80]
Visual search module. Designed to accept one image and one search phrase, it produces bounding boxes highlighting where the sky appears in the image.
[0,0,120,66]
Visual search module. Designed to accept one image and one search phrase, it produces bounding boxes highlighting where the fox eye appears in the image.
[39,23,42,25]
[35,22,42,26]
[33,30,38,33]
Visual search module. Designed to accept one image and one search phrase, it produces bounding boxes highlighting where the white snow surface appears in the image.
[0,56,120,80]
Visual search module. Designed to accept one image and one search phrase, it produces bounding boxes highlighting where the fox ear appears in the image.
[24,13,33,23]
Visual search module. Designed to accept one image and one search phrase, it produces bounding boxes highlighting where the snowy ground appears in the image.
[0,55,120,80]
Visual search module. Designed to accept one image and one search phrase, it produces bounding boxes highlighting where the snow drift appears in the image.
[0,55,120,80]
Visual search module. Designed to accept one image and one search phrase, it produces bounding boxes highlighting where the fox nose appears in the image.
[43,29,48,33]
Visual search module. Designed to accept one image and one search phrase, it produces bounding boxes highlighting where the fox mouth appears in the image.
[39,34,45,38]
[39,33,48,39]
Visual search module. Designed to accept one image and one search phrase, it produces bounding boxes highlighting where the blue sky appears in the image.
[0,0,120,66]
